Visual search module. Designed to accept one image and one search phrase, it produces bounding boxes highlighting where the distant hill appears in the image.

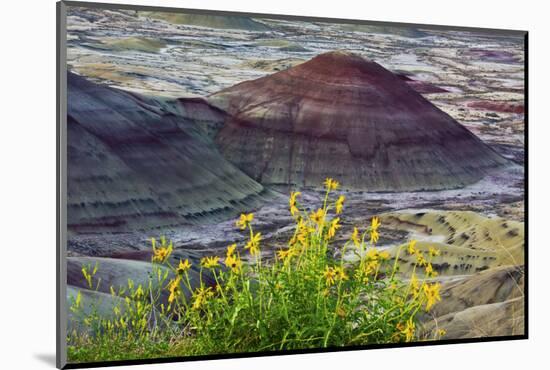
[101,37,167,53]
[67,72,268,233]
[339,23,430,38]
[140,11,270,31]
[209,51,508,191]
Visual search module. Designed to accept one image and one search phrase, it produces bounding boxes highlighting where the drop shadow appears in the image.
[34,353,56,367]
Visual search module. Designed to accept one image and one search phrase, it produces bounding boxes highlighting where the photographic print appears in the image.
[58,1,527,367]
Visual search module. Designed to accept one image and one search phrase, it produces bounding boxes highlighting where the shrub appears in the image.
[67,178,442,362]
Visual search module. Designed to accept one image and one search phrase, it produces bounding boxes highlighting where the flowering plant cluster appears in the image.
[68,179,443,362]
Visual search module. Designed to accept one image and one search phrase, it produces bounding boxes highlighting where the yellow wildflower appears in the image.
[289,234,297,246]
[296,218,306,231]
[291,219,310,247]
[200,256,220,269]
[81,265,93,288]
[366,247,379,261]
[224,254,242,273]
[351,227,361,247]
[324,266,337,286]
[335,195,345,214]
[289,191,301,204]
[438,328,447,337]
[326,217,341,239]
[393,324,404,342]
[416,250,427,267]
[401,318,415,342]
[370,229,379,244]
[292,220,310,247]
[358,259,378,283]
[168,277,181,304]
[365,260,378,275]
[324,177,340,191]
[423,283,441,311]
[310,208,326,226]
[333,266,348,282]
[176,259,191,275]
[72,291,82,312]
[277,248,291,261]
[277,248,298,266]
[296,231,307,246]
[407,240,417,255]
[324,266,348,286]
[370,216,381,232]
[226,243,237,257]
[425,263,438,277]
[192,286,213,310]
[152,237,173,263]
[410,273,420,297]
[289,191,301,216]
[429,247,441,257]
[245,232,262,255]
[379,251,391,261]
[236,213,254,230]
[300,218,315,232]
[368,261,379,281]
